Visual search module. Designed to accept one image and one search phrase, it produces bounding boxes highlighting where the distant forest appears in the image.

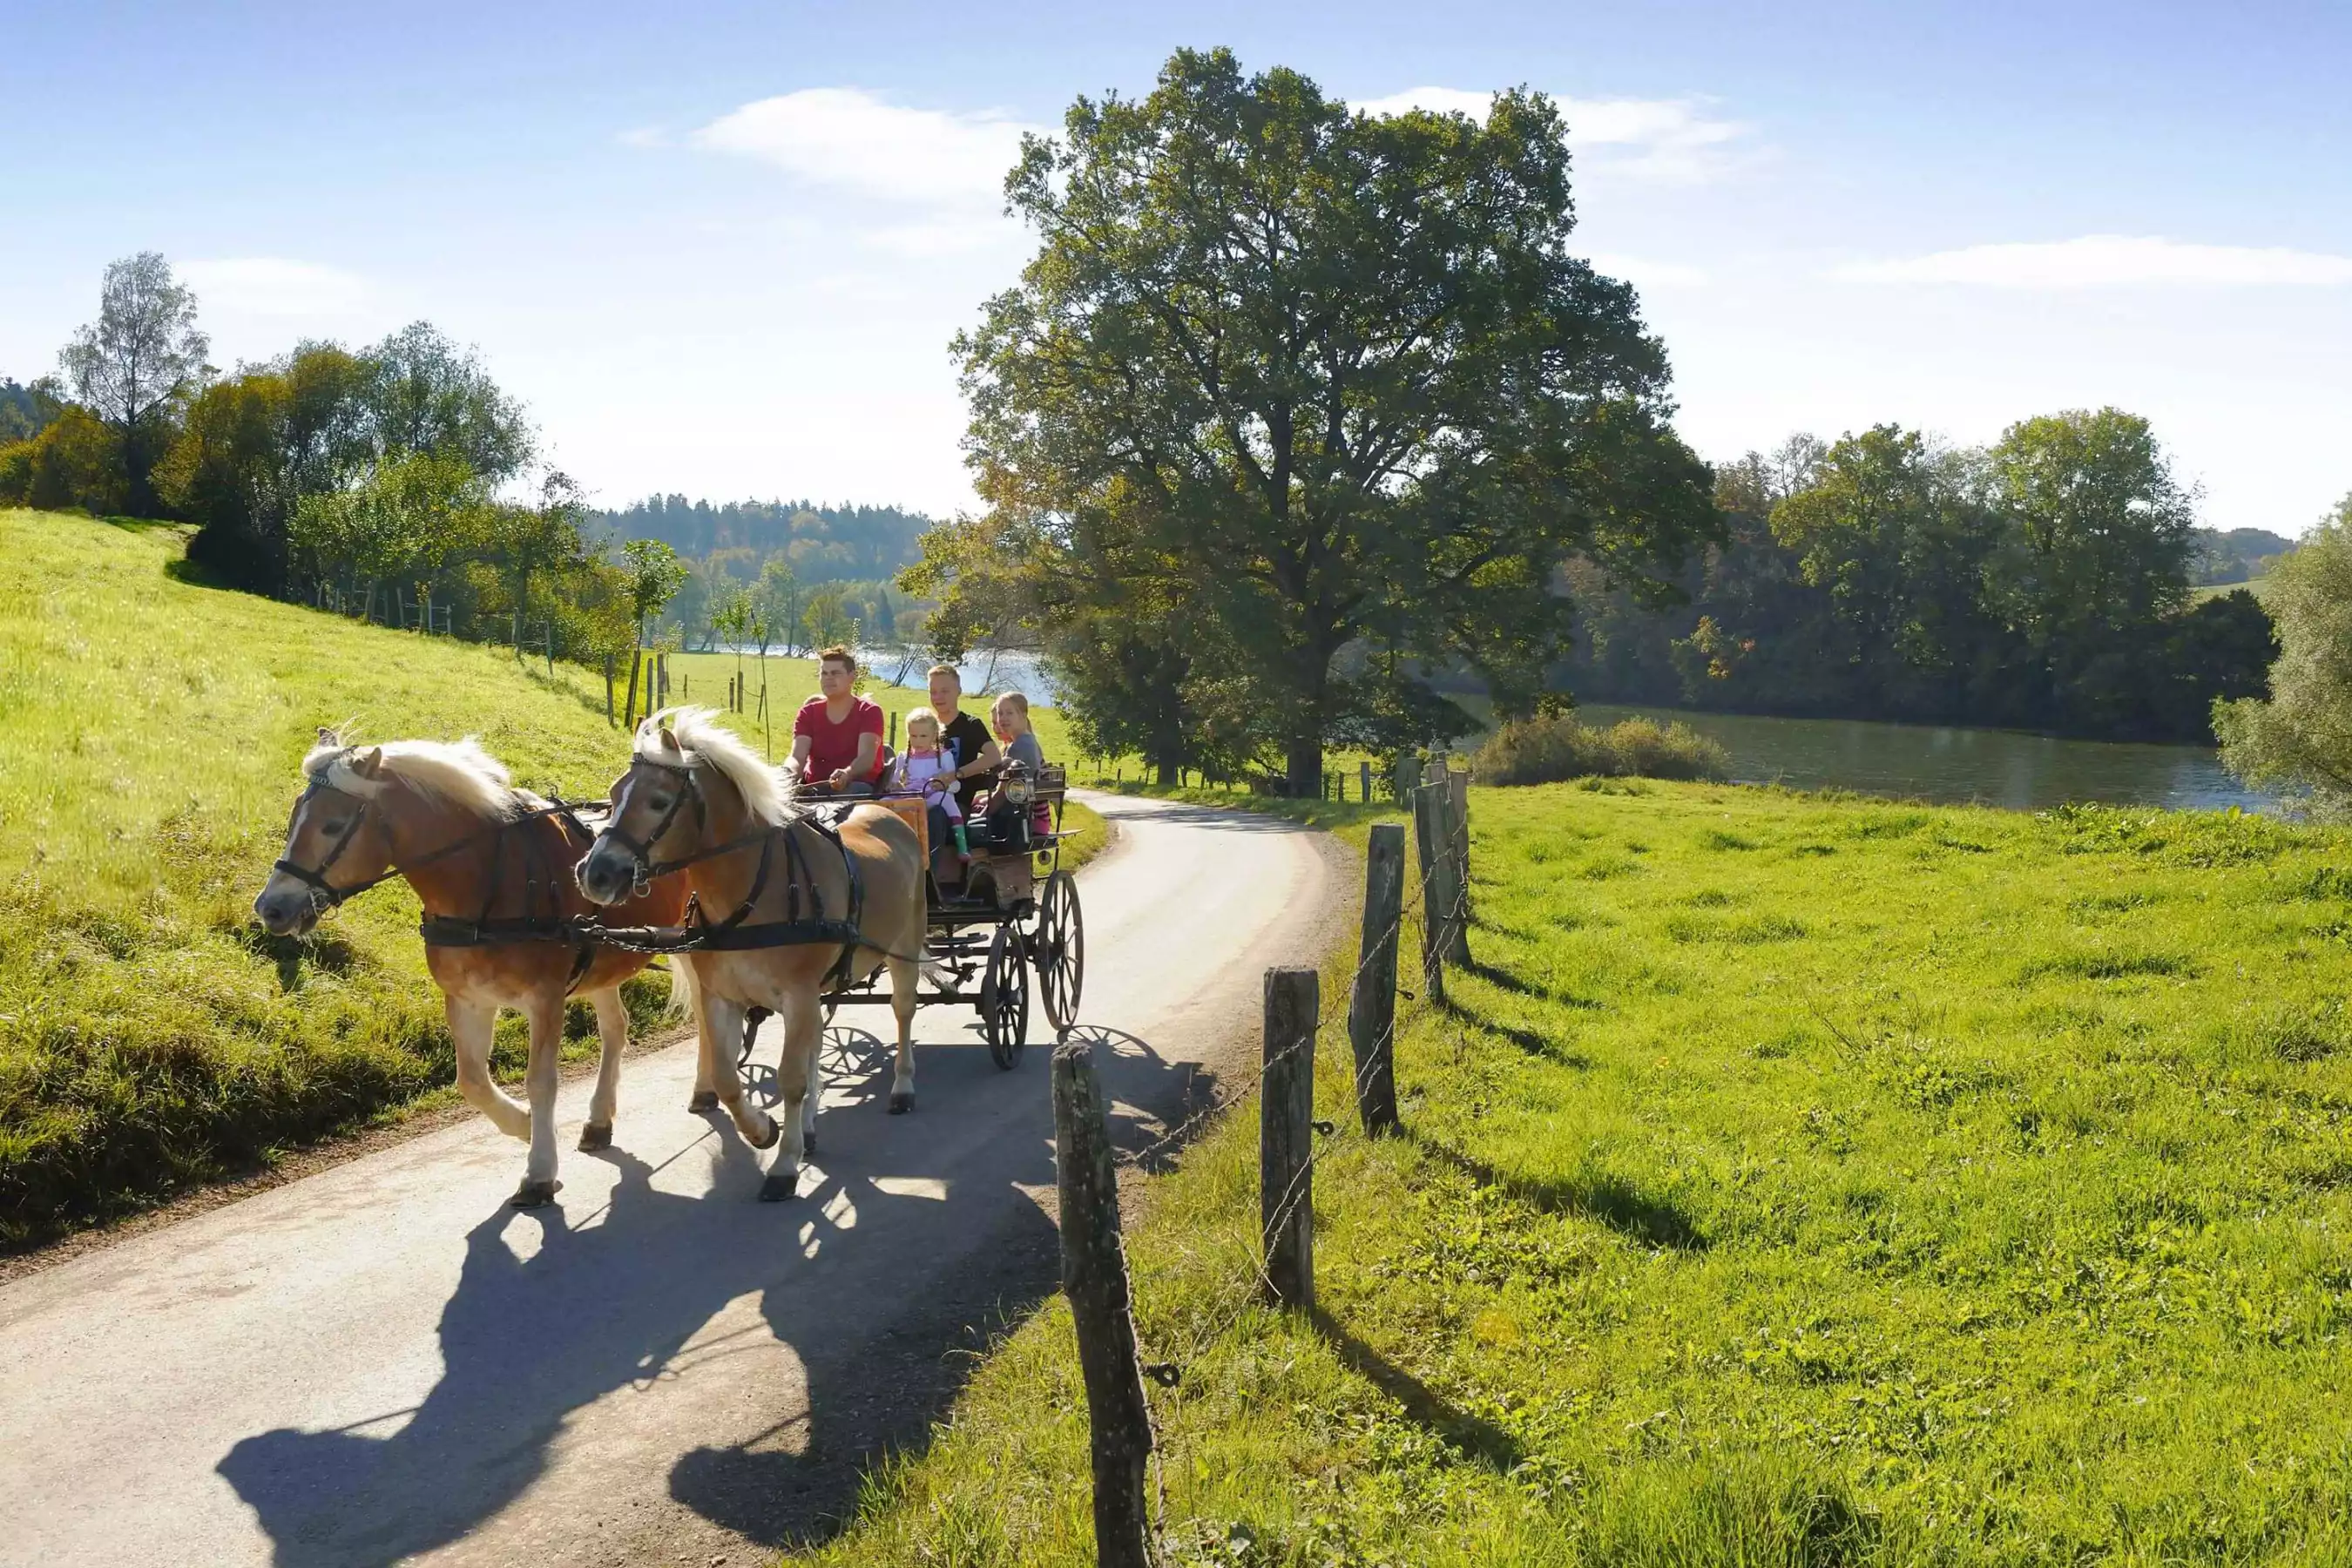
[593,496,931,585]
[2192,526,2294,586]
[593,496,939,652]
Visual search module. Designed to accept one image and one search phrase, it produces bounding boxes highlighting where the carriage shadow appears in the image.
[216,1020,1206,1565]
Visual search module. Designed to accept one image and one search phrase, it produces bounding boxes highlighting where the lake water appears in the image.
[854,646,1062,705]
[1575,703,2274,814]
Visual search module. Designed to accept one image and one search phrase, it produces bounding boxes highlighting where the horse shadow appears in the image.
[216,1019,1205,1565]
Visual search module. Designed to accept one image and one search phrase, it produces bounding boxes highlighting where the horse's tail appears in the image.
[664,956,700,1024]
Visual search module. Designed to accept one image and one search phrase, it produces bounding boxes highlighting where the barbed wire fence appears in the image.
[1051,755,1473,1565]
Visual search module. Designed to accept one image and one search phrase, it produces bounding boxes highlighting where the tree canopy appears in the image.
[2218,495,2352,814]
[929,47,1718,791]
[1568,408,2269,743]
[57,252,209,515]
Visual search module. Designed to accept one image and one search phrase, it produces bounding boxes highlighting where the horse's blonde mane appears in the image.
[303,733,517,820]
[635,706,796,826]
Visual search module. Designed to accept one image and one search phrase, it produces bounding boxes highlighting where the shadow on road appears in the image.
[216,1018,1209,1565]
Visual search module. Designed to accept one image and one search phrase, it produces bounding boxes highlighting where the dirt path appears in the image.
[0,792,1347,1568]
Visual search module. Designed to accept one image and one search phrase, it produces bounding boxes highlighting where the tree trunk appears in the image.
[1154,757,1179,787]
[622,638,644,729]
[1284,733,1322,800]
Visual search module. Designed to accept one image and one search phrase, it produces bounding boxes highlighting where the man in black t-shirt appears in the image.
[928,666,1001,872]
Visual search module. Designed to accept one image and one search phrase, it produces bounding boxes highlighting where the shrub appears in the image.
[8,407,126,515]
[1473,713,1730,786]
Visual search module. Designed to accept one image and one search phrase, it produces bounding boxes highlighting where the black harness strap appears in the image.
[598,765,909,977]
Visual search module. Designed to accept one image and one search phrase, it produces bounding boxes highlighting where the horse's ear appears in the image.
[355,747,385,779]
[316,725,341,746]
[658,726,679,754]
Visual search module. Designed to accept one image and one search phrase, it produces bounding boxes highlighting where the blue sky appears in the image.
[4,1,2347,533]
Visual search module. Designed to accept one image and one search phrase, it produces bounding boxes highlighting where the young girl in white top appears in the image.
[891,707,969,857]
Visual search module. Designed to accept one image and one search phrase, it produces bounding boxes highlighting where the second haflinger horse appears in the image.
[573,706,928,1202]
[253,730,694,1206]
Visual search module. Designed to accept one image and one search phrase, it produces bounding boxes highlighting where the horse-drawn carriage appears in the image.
[259,712,1086,1206]
[808,760,1084,1070]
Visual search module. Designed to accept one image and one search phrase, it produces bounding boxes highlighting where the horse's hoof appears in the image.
[686,1091,720,1113]
[888,1092,914,1116]
[747,1115,781,1152]
[758,1171,801,1203]
[511,1179,562,1208]
[578,1122,613,1152]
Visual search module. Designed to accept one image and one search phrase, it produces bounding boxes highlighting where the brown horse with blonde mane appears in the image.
[253,729,695,1206]
[573,707,927,1202]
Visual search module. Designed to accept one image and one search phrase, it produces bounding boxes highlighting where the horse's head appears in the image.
[576,725,703,907]
[254,732,397,936]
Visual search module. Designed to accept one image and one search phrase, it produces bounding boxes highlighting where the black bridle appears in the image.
[598,755,711,896]
[269,767,474,910]
[272,758,571,916]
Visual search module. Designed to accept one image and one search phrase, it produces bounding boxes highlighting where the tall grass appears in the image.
[793,782,2352,1565]
[1473,713,1730,786]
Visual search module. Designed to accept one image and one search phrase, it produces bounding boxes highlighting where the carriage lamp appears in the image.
[1000,763,1035,808]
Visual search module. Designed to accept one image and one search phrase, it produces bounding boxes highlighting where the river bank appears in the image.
[1575,701,2272,813]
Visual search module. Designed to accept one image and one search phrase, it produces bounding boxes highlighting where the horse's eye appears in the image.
[321,820,349,835]
[645,795,672,813]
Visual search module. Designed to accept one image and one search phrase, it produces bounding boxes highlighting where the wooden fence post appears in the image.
[1348,825,1405,1136]
[1412,781,1450,1004]
[1261,967,1319,1310]
[603,655,615,726]
[1445,767,1472,963]
[1393,754,1420,808]
[1051,1039,1155,1568]
[1359,760,1373,804]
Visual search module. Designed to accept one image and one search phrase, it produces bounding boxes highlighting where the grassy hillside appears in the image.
[0,511,1098,1246]
[797,781,2352,1565]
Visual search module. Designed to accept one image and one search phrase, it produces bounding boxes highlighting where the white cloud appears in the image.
[693,87,1041,211]
[1353,86,1751,183]
[1834,235,2352,288]
[179,258,369,318]
[1585,252,1709,288]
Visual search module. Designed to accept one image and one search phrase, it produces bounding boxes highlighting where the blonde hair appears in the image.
[925,664,962,688]
[904,706,943,740]
[991,691,1032,735]
[634,706,796,825]
[302,734,516,821]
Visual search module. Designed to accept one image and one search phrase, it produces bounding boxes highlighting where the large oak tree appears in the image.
[948,48,1717,793]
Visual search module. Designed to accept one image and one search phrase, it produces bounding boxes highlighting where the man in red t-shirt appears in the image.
[791,646,886,793]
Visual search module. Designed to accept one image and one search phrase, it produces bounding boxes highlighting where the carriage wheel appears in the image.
[980,925,1030,1071]
[1035,870,1085,1035]
[736,1006,782,1108]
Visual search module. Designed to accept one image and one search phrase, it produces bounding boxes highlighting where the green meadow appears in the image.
[797,780,2352,1566]
[0,510,1098,1245]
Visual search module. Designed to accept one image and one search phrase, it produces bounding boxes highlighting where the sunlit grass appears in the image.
[794,781,2352,1565]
